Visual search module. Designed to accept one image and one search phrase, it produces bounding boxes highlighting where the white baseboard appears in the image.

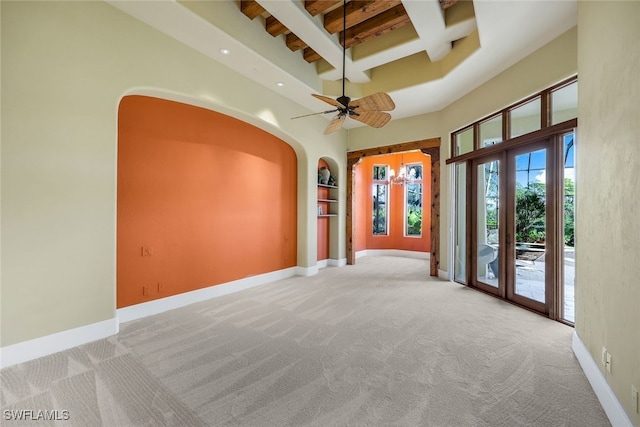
[296,265,318,276]
[438,269,450,281]
[355,249,430,260]
[117,267,298,323]
[0,318,118,369]
[572,331,633,427]
[0,267,304,369]
[317,258,347,269]
[328,258,347,267]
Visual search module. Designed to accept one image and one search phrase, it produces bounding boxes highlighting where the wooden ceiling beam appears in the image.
[440,0,460,10]
[303,47,322,63]
[324,0,402,35]
[342,4,411,49]
[240,0,265,20]
[266,15,289,37]
[305,0,342,17]
[286,33,307,51]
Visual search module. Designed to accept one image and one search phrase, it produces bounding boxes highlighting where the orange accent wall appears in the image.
[117,96,297,308]
[355,152,431,252]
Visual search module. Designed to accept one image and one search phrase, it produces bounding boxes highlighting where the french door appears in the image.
[471,139,558,316]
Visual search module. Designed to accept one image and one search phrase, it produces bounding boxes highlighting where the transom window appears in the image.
[452,77,577,156]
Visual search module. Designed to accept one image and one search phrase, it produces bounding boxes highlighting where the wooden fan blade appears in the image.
[312,94,342,108]
[350,111,392,128]
[291,109,338,120]
[349,92,395,112]
[324,114,346,134]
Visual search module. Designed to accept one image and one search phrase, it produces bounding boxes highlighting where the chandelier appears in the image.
[390,162,416,186]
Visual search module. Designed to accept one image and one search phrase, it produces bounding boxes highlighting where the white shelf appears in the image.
[317,182,338,218]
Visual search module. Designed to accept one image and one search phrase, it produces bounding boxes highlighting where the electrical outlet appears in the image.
[142,286,151,296]
[606,352,612,373]
[632,385,638,413]
[601,347,607,365]
[141,246,153,256]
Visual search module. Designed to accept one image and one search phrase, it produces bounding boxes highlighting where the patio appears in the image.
[480,248,575,323]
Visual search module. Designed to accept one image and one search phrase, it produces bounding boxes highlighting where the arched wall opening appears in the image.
[316,156,340,263]
[117,95,298,308]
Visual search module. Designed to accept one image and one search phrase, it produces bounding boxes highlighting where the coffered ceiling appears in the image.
[108,0,577,128]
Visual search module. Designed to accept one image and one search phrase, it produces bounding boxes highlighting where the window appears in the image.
[509,96,541,138]
[480,114,503,147]
[372,165,388,235]
[450,76,577,157]
[455,127,474,156]
[448,75,578,324]
[405,164,423,236]
[552,81,577,125]
[454,163,467,283]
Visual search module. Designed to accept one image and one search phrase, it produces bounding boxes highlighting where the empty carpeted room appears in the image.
[1,1,638,426]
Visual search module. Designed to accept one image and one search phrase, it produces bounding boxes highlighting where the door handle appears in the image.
[506,233,512,245]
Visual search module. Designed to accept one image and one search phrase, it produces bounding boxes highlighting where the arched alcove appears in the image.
[117,95,298,307]
[316,156,341,264]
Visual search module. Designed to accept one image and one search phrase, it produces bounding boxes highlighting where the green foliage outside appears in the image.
[564,178,575,246]
[407,208,422,236]
[515,182,546,243]
[373,208,386,234]
[406,184,422,236]
[514,179,575,246]
[373,184,387,235]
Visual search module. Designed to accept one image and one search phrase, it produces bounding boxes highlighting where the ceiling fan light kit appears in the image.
[291,0,395,135]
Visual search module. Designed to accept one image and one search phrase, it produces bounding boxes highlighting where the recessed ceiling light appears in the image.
[219,48,230,55]
[276,82,284,87]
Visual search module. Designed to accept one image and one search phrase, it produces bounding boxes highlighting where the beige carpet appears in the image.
[1,256,610,426]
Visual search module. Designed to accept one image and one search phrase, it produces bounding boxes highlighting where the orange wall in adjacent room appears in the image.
[117,96,297,308]
[354,151,431,253]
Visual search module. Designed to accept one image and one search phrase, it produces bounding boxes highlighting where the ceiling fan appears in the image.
[292,0,395,135]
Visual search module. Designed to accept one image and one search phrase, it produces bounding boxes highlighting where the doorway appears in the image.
[346,138,441,276]
[468,134,574,321]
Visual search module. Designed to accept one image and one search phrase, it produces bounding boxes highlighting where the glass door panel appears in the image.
[513,148,547,304]
[476,159,500,288]
[454,163,467,283]
[562,133,576,322]
[461,130,574,320]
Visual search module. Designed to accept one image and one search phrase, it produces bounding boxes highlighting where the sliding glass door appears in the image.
[468,137,572,318]
[506,142,550,313]
[474,156,501,293]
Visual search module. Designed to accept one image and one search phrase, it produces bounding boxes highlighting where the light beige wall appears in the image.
[577,2,640,424]
[349,26,578,274]
[0,1,343,346]
[347,112,443,152]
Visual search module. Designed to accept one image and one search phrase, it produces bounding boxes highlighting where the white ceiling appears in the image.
[108,0,577,128]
